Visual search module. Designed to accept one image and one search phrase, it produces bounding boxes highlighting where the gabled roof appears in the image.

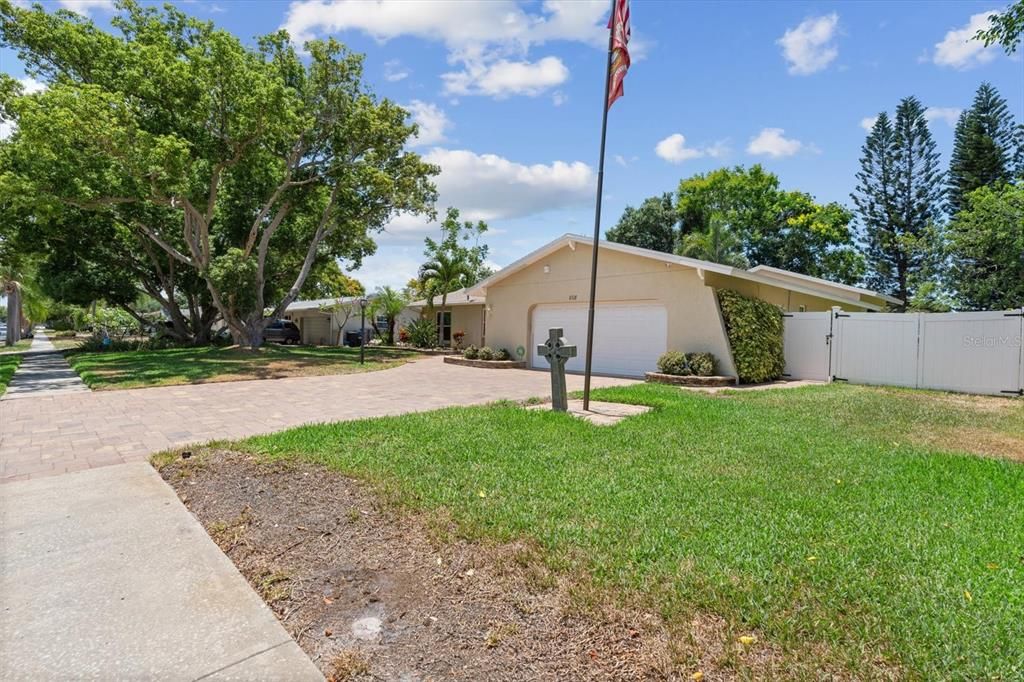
[408,287,485,308]
[748,265,903,305]
[468,234,894,311]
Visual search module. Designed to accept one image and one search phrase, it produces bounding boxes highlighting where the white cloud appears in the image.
[57,0,115,15]
[282,0,607,50]
[932,10,1002,69]
[383,59,409,82]
[282,0,615,98]
[777,13,840,75]
[925,106,963,127]
[422,148,593,221]
[18,77,46,95]
[442,56,568,98]
[348,246,424,291]
[382,147,593,239]
[746,128,805,158]
[0,121,14,141]
[405,100,451,146]
[655,134,704,163]
[860,115,878,132]
[552,90,567,106]
[654,134,730,164]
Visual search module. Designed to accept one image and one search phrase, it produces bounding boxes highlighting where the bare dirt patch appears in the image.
[158,449,794,680]
[916,426,1024,462]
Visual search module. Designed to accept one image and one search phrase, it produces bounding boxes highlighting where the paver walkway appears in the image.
[0,461,323,680]
[1,331,89,400]
[0,357,634,482]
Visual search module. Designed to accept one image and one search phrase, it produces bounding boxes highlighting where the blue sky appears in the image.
[2,0,1022,291]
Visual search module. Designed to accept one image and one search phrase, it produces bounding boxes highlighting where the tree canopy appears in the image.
[674,165,863,282]
[853,98,945,308]
[605,192,677,253]
[948,82,1021,215]
[0,0,437,347]
[945,183,1024,311]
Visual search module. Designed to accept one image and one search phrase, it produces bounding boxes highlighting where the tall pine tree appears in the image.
[947,82,1019,214]
[852,98,945,308]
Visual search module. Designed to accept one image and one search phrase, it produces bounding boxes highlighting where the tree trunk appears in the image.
[5,286,22,346]
[234,315,267,350]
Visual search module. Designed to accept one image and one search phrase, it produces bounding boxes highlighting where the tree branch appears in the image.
[134,221,195,266]
[267,184,340,321]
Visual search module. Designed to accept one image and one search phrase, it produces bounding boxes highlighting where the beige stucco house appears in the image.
[407,234,897,379]
[405,288,486,348]
[283,296,418,346]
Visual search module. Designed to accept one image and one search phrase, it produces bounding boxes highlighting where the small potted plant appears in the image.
[452,330,465,350]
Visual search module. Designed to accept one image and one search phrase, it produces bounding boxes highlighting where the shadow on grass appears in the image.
[65,344,419,389]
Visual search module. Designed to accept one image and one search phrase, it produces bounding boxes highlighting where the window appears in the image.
[436,311,452,344]
[375,314,389,332]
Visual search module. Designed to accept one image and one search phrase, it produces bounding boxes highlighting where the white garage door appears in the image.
[302,315,332,345]
[530,303,667,377]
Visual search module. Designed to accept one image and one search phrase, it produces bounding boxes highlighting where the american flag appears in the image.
[607,0,631,109]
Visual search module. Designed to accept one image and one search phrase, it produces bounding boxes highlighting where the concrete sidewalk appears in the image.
[0,462,322,680]
[1,331,89,401]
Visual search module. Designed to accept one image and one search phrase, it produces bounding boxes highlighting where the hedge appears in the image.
[716,289,784,383]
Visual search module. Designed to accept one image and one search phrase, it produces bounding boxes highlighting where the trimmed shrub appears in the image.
[53,330,77,338]
[477,346,495,361]
[657,351,691,376]
[495,348,512,361]
[687,352,717,377]
[463,345,479,359]
[717,289,784,383]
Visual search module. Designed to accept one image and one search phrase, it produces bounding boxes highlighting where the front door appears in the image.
[436,311,452,345]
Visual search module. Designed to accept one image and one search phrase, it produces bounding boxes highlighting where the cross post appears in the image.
[536,327,577,412]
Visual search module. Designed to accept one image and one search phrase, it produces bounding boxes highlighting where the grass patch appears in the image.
[237,383,1024,678]
[0,354,22,396]
[0,338,32,354]
[64,344,420,390]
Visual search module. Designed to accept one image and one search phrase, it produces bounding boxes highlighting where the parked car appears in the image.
[264,319,301,345]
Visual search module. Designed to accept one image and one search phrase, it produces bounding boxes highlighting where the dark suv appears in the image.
[264,319,301,345]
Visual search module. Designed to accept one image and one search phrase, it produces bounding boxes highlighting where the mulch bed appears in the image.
[159,450,687,681]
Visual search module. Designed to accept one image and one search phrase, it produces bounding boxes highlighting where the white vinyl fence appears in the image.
[783,308,1024,397]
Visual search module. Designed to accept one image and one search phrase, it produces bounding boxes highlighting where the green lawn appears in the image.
[0,354,22,395]
[66,344,421,390]
[234,383,1024,678]
[0,338,32,354]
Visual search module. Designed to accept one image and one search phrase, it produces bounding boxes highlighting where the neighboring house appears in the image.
[405,288,486,347]
[283,297,374,346]
[412,233,895,379]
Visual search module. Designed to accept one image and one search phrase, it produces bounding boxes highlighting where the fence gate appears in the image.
[782,312,832,381]
[783,308,1024,397]
[832,313,920,388]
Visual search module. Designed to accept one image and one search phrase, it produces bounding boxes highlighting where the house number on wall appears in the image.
[568,295,577,301]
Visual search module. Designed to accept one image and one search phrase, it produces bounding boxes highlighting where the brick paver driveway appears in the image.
[0,357,634,482]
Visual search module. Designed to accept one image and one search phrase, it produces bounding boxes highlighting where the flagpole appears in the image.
[582,6,616,412]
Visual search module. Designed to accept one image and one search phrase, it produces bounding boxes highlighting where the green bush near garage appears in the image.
[716,289,784,383]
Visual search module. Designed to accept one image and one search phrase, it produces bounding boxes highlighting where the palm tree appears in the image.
[370,286,408,345]
[678,215,748,268]
[419,252,473,346]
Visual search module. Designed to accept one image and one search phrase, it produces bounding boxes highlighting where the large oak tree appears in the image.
[0,0,436,347]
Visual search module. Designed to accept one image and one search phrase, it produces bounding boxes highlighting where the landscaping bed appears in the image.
[644,371,736,387]
[156,449,728,680]
[443,356,526,370]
